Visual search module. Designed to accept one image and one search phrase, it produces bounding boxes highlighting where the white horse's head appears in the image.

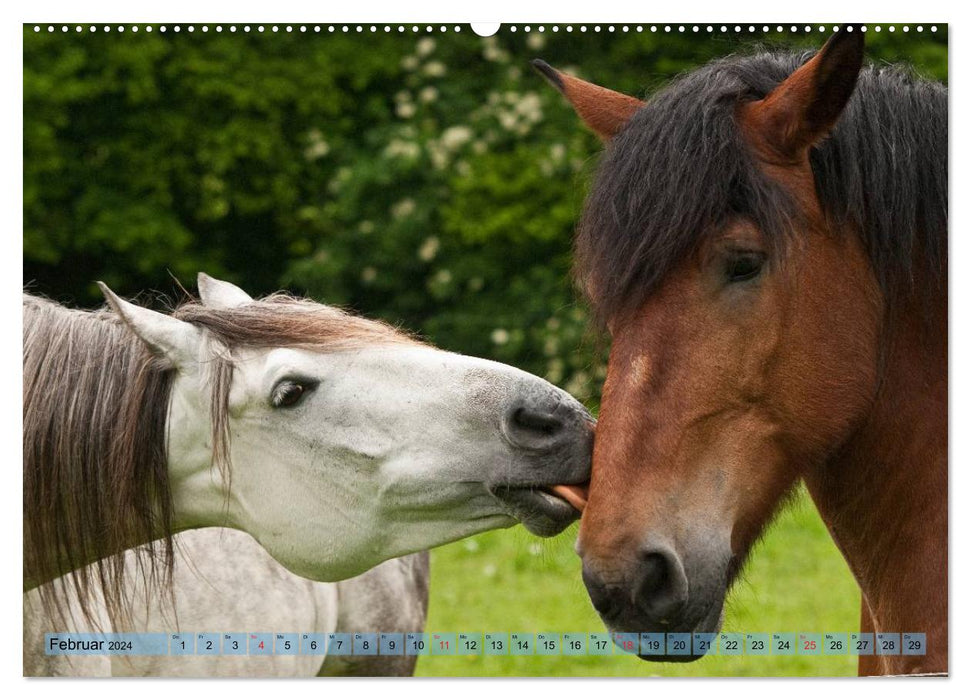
[100,274,592,581]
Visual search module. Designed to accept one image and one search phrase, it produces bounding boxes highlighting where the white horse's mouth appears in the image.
[488,482,589,537]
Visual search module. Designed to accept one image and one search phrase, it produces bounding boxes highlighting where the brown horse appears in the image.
[536,28,946,676]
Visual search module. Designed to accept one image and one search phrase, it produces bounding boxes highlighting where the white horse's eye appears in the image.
[271,380,315,409]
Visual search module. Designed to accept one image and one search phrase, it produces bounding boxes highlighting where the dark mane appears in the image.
[23,291,412,625]
[576,50,948,324]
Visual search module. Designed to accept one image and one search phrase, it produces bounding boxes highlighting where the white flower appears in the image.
[528,542,543,556]
[416,37,436,57]
[361,266,377,283]
[358,220,375,234]
[440,125,473,151]
[384,139,421,159]
[515,93,543,123]
[418,236,440,262]
[396,102,416,119]
[498,111,518,131]
[550,143,566,163]
[303,128,330,160]
[419,86,439,103]
[303,140,330,161]
[432,269,452,285]
[491,328,510,345]
[423,61,446,77]
[327,167,352,194]
[428,142,449,170]
[401,55,419,71]
[391,198,416,220]
[483,42,509,63]
[526,33,546,51]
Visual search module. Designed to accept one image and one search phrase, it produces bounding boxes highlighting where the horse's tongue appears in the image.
[549,484,589,513]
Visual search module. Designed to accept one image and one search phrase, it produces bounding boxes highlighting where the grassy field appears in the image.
[416,486,860,677]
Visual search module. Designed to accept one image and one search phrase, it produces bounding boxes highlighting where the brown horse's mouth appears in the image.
[490,482,589,537]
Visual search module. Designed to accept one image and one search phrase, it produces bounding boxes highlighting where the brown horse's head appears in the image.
[538,30,897,656]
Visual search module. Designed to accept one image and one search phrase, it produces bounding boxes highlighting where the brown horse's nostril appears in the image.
[633,547,689,621]
[582,562,621,619]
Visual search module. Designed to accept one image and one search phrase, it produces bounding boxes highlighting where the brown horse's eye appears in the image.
[726,253,765,283]
[272,380,315,408]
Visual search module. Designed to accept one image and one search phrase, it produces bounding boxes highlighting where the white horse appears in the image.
[25,529,428,677]
[24,274,592,642]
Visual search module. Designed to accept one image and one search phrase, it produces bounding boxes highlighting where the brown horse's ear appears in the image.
[532,59,644,141]
[740,26,865,159]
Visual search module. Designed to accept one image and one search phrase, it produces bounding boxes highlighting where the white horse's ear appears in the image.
[97,282,202,366]
[197,272,253,309]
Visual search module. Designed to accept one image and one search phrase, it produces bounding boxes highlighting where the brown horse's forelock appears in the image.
[23,292,413,626]
[577,50,947,326]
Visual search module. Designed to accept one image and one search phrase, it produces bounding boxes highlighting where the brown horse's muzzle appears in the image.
[579,536,731,661]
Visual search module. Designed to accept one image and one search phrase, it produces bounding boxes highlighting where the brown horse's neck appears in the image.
[803,290,947,675]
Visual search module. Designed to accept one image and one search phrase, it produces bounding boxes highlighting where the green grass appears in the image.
[416,486,860,677]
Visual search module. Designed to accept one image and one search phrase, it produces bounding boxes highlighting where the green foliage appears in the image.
[23,26,947,401]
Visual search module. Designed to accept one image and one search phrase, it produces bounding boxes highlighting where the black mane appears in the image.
[576,50,947,323]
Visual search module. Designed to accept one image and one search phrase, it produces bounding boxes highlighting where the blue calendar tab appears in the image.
[612,632,638,655]
[405,632,428,656]
[171,633,193,655]
[902,633,926,656]
[563,633,586,656]
[353,633,378,655]
[457,633,482,655]
[222,633,246,655]
[719,633,743,656]
[537,633,560,655]
[301,633,326,655]
[693,633,716,656]
[876,632,900,656]
[798,633,821,655]
[824,633,846,655]
[196,633,219,656]
[640,632,665,656]
[379,633,404,655]
[45,633,167,656]
[772,633,795,655]
[248,633,272,655]
[511,633,534,656]
[850,632,874,655]
[275,633,298,655]
[667,633,691,656]
[484,633,508,655]
[588,633,612,656]
[747,633,770,655]
[327,633,352,655]
[431,633,455,656]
